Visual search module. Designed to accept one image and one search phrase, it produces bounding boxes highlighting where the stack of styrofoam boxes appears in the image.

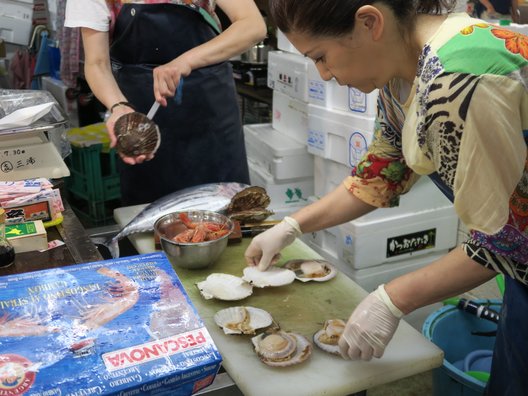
[243,31,316,219]
[0,0,49,46]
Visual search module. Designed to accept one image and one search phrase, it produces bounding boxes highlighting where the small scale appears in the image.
[0,91,70,181]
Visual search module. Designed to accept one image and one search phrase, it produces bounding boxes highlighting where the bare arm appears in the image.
[153,0,266,104]
[385,246,497,314]
[81,27,157,165]
[291,184,377,233]
[478,0,497,14]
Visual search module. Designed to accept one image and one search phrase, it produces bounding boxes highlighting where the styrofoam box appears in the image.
[42,76,79,128]
[248,158,313,207]
[313,156,353,198]
[307,62,379,117]
[268,202,309,221]
[301,191,458,269]
[244,123,313,180]
[272,90,308,144]
[276,29,301,55]
[0,0,34,45]
[308,104,376,167]
[267,50,310,102]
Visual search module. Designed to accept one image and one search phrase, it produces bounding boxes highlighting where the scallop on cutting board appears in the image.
[114,205,443,396]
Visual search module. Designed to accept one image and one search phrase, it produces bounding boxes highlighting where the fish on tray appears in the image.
[102,182,273,258]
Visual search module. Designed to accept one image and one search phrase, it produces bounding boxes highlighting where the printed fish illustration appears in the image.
[103,182,249,258]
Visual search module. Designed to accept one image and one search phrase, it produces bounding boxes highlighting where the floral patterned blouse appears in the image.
[344,13,528,284]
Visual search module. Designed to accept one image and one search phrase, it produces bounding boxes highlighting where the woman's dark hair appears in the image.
[270,0,456,36]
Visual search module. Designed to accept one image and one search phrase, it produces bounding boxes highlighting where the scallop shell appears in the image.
[313,319,346,355]
[214,306,273,335]
[283,259,337,282]
[242,266,296,288]
[251,330,312,367]
[114,112,161,157]
[196,273,253,300]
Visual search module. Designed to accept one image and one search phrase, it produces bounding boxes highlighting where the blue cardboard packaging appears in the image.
[0,253,222,396]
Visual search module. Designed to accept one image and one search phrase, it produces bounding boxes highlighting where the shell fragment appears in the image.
[214,306,273,335]
[242,266,296,288]
[283,259,337,282]
[196,273,253,300]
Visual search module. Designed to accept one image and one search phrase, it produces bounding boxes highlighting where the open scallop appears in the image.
[214,306,273,335]
[283,259,337,282]
[313,319,346,355]
[196,273,253,300]
[242,266,296,288]
[251,330,312,367]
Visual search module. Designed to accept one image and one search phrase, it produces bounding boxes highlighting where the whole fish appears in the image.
[105,182,248,258]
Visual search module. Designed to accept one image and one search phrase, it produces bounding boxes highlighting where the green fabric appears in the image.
[438,25,528,76]
[198,7,221,34]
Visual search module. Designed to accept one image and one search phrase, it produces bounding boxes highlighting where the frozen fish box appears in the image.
[0,252,222,396]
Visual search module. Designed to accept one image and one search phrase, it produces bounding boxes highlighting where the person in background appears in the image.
[65,0,266,205]
[244,0,528,394]
[476,0,515,20]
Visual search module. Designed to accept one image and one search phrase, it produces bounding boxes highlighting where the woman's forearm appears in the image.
[292,184,376,234]
[81,28,127,110]
[385,246,497,314]
[179,0,266,70]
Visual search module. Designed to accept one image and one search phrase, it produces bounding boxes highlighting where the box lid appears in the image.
[244,123,308,157]
[0,252,222,395]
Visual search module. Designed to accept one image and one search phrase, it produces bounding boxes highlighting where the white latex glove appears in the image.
[338,284,403,361]
[244,216,302,271]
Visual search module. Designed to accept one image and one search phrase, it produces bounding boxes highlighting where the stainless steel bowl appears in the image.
[154,210,234,269]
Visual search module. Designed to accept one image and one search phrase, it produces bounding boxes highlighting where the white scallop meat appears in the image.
[214,306,273,335]
[313,319,346,355]
[283,259,337,282]
[251,330,312,367]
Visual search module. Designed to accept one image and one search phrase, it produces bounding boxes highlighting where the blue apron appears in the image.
[110,3,249,205]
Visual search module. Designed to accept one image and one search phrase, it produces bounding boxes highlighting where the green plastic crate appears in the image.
[64,123,122,226]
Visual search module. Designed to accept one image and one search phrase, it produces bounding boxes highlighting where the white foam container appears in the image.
[276,29,301,55]
[307,62,379,117]
[267,50,310,102]
[271,90,309,144]
[301,184,458,269]
[244,123,313,180]
[313,156,353,197]
[248,158,313,208]
[0,0,34,45]
[308,104,376,167]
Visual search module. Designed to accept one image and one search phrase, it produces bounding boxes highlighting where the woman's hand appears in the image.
[153,58,191,107]
[106,105,154,165]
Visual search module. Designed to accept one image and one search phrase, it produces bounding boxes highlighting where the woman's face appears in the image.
[287,29,389,94]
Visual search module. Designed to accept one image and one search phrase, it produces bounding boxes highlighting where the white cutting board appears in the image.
[114,206,443,396]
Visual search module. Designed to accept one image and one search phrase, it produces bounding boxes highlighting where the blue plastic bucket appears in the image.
[422,300,501,396]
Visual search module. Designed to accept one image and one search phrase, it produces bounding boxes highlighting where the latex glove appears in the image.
[244,216,302,271]
[338,284,403,361]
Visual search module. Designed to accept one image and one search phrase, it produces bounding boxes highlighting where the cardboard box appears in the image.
[5,219,47,252]
[0,252,222,395]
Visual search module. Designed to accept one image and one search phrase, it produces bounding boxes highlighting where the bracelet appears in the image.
[110,101,134,113]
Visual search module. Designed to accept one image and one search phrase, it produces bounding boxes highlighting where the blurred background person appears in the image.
[65,0,266,205]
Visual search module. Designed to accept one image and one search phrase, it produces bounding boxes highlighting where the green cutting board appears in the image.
[114,206,444,396]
